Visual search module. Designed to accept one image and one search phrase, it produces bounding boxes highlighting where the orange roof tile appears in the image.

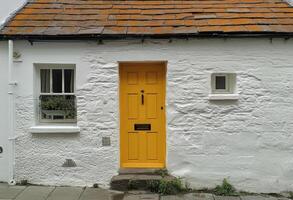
[1,0,293,38]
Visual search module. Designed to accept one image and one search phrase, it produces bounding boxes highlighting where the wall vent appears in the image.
[62,159,77,167]
[102,137,111,146]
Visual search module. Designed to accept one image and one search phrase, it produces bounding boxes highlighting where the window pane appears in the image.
[39,95,77,121]
[64,69,74,93]
[215,76,226,90]
[40,69,50,93]
[52,69,62,93]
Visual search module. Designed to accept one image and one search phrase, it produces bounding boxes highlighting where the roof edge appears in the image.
[1,32,293,41]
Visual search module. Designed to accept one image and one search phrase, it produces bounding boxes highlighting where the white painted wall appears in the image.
[0,41,10,182]
[1,38,293,192]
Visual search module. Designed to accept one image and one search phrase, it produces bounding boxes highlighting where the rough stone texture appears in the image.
[111,174,162,191]
[1,38,293,192]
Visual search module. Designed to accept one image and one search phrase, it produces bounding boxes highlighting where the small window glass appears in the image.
[40,69,50,93]
[215,76,226,90]
[52,69,62,93]
[64,69,74,93]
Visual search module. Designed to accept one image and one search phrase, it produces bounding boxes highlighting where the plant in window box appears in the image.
[39,95,76,120]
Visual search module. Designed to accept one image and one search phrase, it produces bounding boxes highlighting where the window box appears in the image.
[39,95,76,123]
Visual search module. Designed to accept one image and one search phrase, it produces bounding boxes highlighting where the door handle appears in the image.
[141,94,144,105]
[141,90,144,105]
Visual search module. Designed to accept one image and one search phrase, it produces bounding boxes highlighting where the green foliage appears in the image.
[128,180,139,190]
[155,169,169,177]
[288,192,293,199]
[214,179,236,196]
[40,95,76,119]
[147,178,188,195]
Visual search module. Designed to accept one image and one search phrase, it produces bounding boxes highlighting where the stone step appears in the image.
[110,174,163,191]
[118,168,164,175]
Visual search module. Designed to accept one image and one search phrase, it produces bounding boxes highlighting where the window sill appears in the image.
[29,125,80,134]
[208,94,239,100]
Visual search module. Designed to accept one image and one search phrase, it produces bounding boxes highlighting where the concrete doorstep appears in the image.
[0,183,291,200]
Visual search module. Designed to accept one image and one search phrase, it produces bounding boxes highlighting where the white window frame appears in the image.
[37,65,76,124]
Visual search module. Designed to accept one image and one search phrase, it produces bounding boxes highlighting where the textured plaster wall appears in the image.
[1,38,293,192]
[0,42,10,182]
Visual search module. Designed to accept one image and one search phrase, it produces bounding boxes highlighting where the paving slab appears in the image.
[241,196,278,200]
[80,188,121,200]
[0,184,26,199]
[161,195,186,200]
[161,193,214,200]
[127,191,152,195]
[46,187,84,200]
[123,194,159,200]
[0,183,8,188]
[188,193,215,200]
[215,196,241,200]
[15,186,55,200]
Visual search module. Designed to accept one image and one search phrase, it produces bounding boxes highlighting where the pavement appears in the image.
[0,183,291,200]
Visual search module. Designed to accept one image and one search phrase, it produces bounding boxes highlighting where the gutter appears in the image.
[8,40,17,185]
[0,32,293,41]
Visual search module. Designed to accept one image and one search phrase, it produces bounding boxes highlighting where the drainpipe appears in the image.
[8,40,16,185]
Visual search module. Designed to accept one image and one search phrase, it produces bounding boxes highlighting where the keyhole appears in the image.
[141,90,144,93]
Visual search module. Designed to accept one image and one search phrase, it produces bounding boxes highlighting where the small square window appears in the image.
[211,73,236,94]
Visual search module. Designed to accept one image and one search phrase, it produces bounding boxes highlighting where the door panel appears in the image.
[146,94,157,119]
[128,94,139,119]
[146,132,158,160]
[128,132,139,160]
[120,62,166,168]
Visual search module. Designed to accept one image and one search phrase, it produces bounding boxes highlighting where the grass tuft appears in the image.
[147,177,190,195]
[214,179,237,196]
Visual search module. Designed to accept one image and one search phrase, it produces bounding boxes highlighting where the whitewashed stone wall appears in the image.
[0,38,293,192]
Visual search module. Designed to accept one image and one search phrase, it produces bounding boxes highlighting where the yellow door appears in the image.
[120,62,166,168]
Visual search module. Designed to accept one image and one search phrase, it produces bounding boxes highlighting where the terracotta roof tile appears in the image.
[1,0,293,37]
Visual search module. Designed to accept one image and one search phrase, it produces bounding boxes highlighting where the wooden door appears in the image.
[120,62,166,168]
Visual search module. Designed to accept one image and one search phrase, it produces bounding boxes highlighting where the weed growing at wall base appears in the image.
[147,177,190,195]
[214,179,237,196]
